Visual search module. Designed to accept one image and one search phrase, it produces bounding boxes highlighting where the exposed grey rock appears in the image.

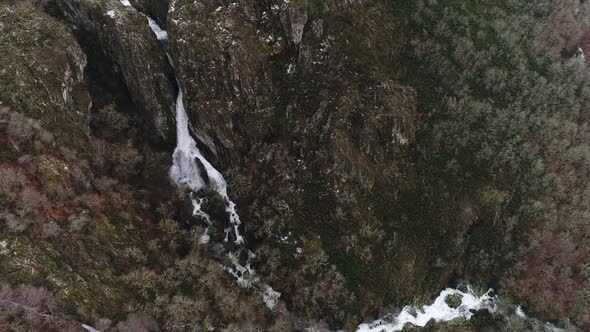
[54,0,177,144]
[129,0,169,28]
[280,3,308,45]
[168,0,275,163]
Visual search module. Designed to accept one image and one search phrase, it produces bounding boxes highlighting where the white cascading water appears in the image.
[357,287,497,331]
[139,5,280,309]
[168,86,244,245]
[356,288,568,332]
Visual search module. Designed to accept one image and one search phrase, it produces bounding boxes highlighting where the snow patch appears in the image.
[119,0,131,7]
[106,10,115,18]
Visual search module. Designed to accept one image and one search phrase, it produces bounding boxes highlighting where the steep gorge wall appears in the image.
[53,0,177,145]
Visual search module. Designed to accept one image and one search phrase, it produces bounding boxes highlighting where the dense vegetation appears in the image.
[389,0,590,327]
[0,104,292,330]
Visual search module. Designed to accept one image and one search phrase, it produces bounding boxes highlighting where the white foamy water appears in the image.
[515,305,527,318]
[138,11,243,247]
[143,14,278,308]
[357,287,497,331]
[169,85,245,245]
[147,17,168,41]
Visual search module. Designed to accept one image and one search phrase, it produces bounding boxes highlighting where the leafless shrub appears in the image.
[41,221,62,239]
[58,146,78,162]
[124,247,147,265]
[0,284,81,330]
[110,142,143,180]
[17,155,32,165]
[115,312,159,332]
[19,187,49,212]
[7,112,35,145]
[95,317,113,330]
[94,176,118,193]
[37,129,54,145]
[0,168,28,194]
[68,213,89,232]
[162,296,204,332]
[73,193,103,210]
[2,212,32,233]
[268,314,294,332]
[69,164,91,191]
[0,285,56,320]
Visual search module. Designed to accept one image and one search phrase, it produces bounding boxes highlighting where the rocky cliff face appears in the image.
[53,0,177,145]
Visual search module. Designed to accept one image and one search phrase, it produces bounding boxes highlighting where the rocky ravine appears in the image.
[165,0,485,327]
[1,0,589,331]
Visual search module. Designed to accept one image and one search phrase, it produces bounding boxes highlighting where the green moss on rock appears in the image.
[0,3,90,151]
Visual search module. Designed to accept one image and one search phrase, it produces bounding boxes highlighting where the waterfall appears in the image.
[168,86,244,245]
[140,8,280,310]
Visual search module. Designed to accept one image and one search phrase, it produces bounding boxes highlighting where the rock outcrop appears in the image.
[0,3,90,149]
[54,0,177,145]
[130,0,169,27]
